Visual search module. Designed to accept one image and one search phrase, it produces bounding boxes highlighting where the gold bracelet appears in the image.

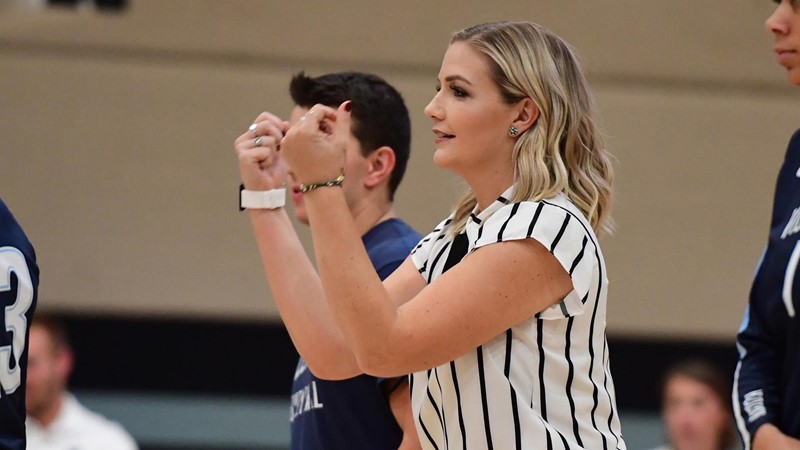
[300,175,345,193]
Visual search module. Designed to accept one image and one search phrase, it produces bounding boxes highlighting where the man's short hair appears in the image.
[289,72,411,201]
[31,313,70,353]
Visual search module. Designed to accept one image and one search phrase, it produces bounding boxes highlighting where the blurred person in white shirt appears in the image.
[25,314,138,450]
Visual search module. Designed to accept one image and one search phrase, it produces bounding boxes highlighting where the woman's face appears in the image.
[663,375,729,450]
[766,0,800,85]
[423,42,518,180]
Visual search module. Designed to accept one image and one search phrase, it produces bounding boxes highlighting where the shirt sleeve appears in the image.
[410,217,452,279]
[473,201,598,319]
[734,298,781,441]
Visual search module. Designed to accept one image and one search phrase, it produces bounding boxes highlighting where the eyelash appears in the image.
[434,84,468,98]
[451,86,468,97]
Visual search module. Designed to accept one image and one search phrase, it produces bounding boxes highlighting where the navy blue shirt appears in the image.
[0,199,39,450]
[735,129,800,443]
[290,218,421,450]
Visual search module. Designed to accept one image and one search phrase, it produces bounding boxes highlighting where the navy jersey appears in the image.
[290,218,421,450]
[734,129,800,447]
[0,199,39,450]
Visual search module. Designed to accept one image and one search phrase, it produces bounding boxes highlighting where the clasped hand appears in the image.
[281,101,351,186]
[234,102,351,192]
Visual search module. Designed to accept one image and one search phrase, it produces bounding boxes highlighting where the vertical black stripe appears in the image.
[527,203,545,237]
[540,200,600,252]
[557,431,572,450]
[564,317,582,446]
[425,369,445,437]
[569,236,588,276]
[413,374,442,450]
[442,233,468,274]
[549,214,571,253]
[595,233,621,449]
[419,418,441,450]
[504,329,522,450]
[497,203,521,242]
[433,367,449,449]
[584,215,607,450]
[450,361,467,450]
[603,336,622,449]
[588,293,607,450]
[476,346,494,450]
[537,318,548,421]
[559,301,570,317]
[427,241,452,283]
[540,419,575,450]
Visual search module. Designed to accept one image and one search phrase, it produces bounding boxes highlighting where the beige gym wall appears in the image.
[1,0,797,340]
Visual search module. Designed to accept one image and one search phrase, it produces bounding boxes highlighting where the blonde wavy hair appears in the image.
[449,21,614,235]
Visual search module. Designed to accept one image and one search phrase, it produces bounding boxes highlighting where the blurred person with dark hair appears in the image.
[25,314,137,450]
[649,360,737,450]
[234,71,421,450]
[733,2,800,450]
[0,198,38,450]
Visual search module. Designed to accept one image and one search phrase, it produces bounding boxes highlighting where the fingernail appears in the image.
[248,123,257,133]
[343,101,352,112]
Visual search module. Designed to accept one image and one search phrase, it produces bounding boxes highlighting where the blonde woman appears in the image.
[238,21,626,449]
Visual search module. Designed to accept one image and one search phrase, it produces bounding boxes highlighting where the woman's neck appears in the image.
[467,169,514,213]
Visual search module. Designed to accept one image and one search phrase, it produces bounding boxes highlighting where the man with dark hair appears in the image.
[25,314,138,449]
[234,72,422,449]
[288,72,411,201]
[0,198,38,450]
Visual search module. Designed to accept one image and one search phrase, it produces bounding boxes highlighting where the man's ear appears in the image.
[55,346,75,382]
[511,98,540,134]
[364,146,396,190]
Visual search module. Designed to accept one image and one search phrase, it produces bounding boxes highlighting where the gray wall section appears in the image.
[1,1,797,339]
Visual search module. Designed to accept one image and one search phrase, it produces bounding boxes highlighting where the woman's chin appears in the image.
[432,148,452,169]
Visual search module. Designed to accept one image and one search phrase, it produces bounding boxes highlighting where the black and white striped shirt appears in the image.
[410,186,626,450]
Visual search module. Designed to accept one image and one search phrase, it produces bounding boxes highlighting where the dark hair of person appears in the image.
[31,312,70,353]
[661,359,737,450]
[289,71,411,201]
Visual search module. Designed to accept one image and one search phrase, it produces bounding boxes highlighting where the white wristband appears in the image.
[239,186,286,210]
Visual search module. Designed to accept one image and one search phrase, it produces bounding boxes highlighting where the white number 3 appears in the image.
[0,247,34,397]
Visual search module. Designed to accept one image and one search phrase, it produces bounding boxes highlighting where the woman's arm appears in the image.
[281,103,573,377]
[306,189,571,375]
[236,111,397,380]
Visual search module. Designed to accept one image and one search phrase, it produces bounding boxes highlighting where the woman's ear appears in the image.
[364,146,396,190]
[511,98,540,134]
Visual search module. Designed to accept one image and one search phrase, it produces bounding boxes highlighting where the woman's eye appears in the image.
[451,86,467,97]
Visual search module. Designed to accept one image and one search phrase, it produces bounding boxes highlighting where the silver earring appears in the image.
[508,125,519,137]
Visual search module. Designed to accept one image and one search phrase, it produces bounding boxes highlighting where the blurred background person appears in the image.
[733,1,800,450]
[649,359,737,450]
[25,313,138,450]
[0,198,39,450]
